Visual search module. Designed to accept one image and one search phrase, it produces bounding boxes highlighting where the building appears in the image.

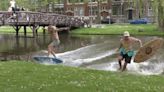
[45,0,155,24]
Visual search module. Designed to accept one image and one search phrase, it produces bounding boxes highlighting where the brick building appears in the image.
[45,0,155,24]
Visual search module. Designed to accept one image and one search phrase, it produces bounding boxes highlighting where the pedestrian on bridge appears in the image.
[8,0,16,17]
[9,0,16,12]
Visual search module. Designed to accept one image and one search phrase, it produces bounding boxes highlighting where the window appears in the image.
[102,6,107,10]
[89,6,98,16]
[112,5,117,15]
[113,0,121,1]
[68,0,84,3]
[112,5,124,15]
[102,0,108,2]
[90,0,96,2]
[148,1,153,16]
[67,7,73,11]
[74,7,84,16]
[79,0,84,2]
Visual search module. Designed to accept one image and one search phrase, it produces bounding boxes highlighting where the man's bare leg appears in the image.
[118,55,123,70]
[122,62,127,72]
[48,45,53,57]
[51,51,56,58]
[118,60,122,70]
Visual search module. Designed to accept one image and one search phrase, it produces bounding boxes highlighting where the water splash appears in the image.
[36,44,164,75]
[56,45,116,67]
[135,62,164,75]
[86,59,164,75]
[67,49,116,66]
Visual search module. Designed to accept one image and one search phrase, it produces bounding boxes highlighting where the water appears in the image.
[55,39,164,75]
[0,34,164,75]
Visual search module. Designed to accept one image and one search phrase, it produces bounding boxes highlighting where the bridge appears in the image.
[0,11,86,37]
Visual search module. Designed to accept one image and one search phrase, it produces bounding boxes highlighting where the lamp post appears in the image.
[97,0,101,24]
[90,0,93,27]
[121,0,124,23]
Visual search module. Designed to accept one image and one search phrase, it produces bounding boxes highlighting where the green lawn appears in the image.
[0,61,163,92]
[0,24,164,92]
[0,26,44,34]
[71,24,164,36]
[1,24,164,36]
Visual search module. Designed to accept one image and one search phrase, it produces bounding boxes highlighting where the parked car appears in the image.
[129,18,149,24]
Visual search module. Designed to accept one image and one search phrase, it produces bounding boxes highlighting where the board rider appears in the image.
[117,31,143,71]
[46,25,70,58]
[47,25,61,58]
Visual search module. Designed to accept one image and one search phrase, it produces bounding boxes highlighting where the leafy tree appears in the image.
[156,0,164,31]
[0,0,9,11]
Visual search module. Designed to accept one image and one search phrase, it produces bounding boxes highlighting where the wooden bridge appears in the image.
[0,11,86,37]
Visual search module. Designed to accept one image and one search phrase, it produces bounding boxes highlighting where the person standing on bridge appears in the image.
[117,31,143,71]
[9,0,16,12]
[8,0,16,17]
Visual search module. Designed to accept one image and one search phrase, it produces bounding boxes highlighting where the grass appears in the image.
[71,24,164,36]
[0,26,45,35]
[1,24,164,36]
[0,24,164,92]
[0,61,164,92]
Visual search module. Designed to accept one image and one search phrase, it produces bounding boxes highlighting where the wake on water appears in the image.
[40,44,164,75]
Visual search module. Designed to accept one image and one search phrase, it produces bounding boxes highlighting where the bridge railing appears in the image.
[0,11,86,27]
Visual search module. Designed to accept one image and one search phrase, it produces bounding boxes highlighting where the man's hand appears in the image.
[115,48,119,53]
[138,39,143,48]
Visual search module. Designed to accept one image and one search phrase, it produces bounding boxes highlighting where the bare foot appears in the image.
[121,68,127,72]
[118,67,122,71]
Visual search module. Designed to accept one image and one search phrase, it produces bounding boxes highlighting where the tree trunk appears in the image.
[157,0,164,31]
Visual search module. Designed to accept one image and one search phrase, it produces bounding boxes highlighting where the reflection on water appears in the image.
[0,34,51,60]
[0,34,164,75]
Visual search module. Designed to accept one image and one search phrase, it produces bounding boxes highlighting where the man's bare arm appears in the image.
[57,27,70,32]
[137,39,143,47]
[132,37,143,47]
[119,43,123,50]
[115,43,122,52]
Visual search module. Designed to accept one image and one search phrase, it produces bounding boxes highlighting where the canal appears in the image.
[0,34,163,75]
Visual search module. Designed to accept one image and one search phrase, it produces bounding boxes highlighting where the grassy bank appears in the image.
[0,61,163,92]
[0,26,44,34]
[1,24,164,36]
[71,24,164,36]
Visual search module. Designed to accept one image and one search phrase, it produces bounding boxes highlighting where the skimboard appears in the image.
[33,56,63,64]
[134,38,163,63]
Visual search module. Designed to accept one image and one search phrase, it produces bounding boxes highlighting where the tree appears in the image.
[127,0,164,31]
[0,0,9,11]
[157,0,164,31]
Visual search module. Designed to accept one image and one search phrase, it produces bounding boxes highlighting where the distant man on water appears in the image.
[46,25,69,57]
[47,25,60,58]
[118,31,142,71]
